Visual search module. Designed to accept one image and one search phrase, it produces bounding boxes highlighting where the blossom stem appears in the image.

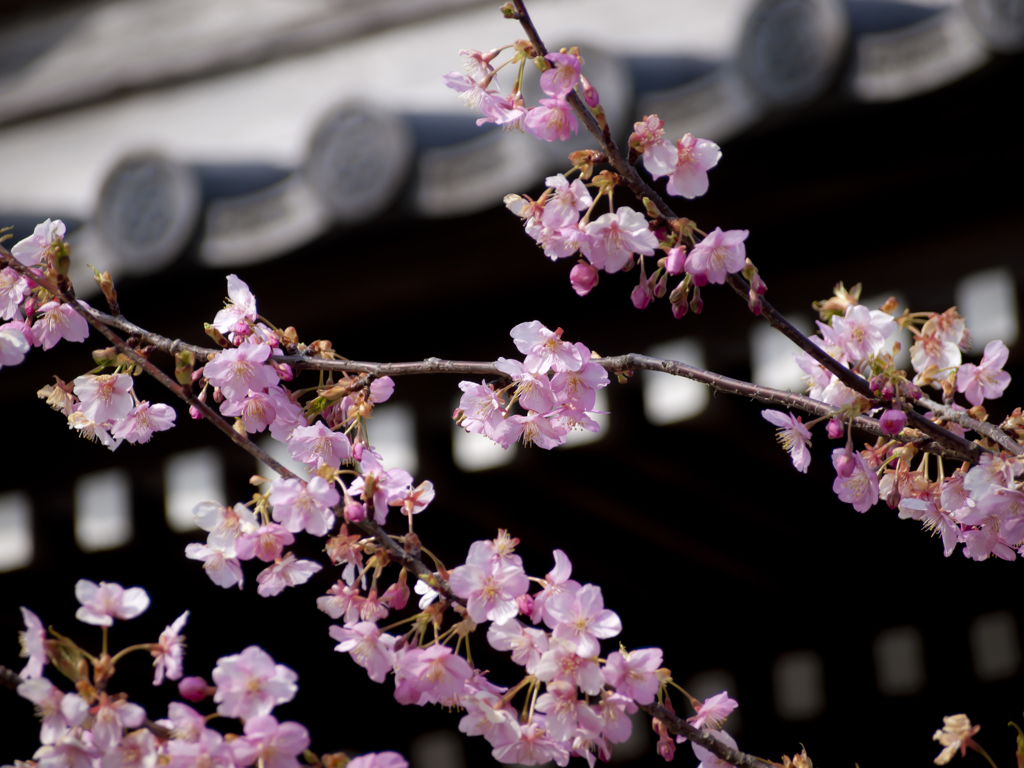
[101,626,108,657]
[967,740,1000,768]
[108,643,157,666]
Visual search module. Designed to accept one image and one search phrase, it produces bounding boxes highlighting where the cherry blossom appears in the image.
[601,647,662,705]
[685,228,748,286]
[18,606,47,679]
[287,421,351,470]
[102,726,157,768]
[112,402,176,444]
[74,580,150,627]
[347,753,409,768]
[231,715,310,768]
[203,342,278,402]
[0,323,30,368]
[270,476,339,536]
[12,218,66,266]
[569,261,600,296]
[645,133,721,199]
[542,174,592,229]
[16,677,88,745]
[443,71,501,113]
[236,523,294,562]
[255,553,323,597]
[329,621,397,684]
[582,208,658,273]
[524,97,578,142]
[534,637,605,695]
[540,52,581,98]
[448,551,529,623]
[630,115,677,178]
[184,541,245,589]
[165,727,235,768]
[689,691,738,730]
[73,373,134,424]
[932,714,980,765]
[761,410,812,473]
[458,380,506,437]
[878,408,907,436]
[491,717,570,767]
[220,391,276,433]
[348,453,414,525]
[831,304,896,362]
[33,301,89,350]
[831,448,880,513]
[92,691,147,751]
[957,339,1011,406]
[212,274,258,337]
[0,266,29,319]
[151,610,189,686]
[545,583,621,658]
[32,736,101,768]
[212,645,298,720]
[510,321,583,374]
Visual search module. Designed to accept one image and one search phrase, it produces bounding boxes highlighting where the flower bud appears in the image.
[271,360,294,381]
[879,409,907,435]
[903,381,923,400]
[671,298,688,319]
[869,374,885,393]
[517,593,535,617]
[580,74,600,107]
[382,581,410,612]
[665,246,687,275]
[689,286,703,314]
[345,502,367,523]
[826,419,844,439]
[178,676,212,703]
[835,451,856,478]
[631,284,652,310]
[880,383,895,401]
[569,261,600,297]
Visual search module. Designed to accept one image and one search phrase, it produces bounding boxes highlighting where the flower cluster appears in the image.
[454,320,609,449]
[14,581,403,768]
[327,530,738,766]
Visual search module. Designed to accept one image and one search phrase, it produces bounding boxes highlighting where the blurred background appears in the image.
[1,0,1023,763]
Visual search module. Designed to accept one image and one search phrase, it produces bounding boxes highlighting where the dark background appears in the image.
[2,1,1023,765]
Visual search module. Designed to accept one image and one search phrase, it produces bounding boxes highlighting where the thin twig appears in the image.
[640,701,776,768]
[919,396,1022,456]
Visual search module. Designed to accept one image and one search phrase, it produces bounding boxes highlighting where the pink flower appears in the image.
[647,134,721,199]
[91,691,147,751]
[0,267,29,320]
[0,323,30,369]
[529,549,581,625]
[458,380,506,437]
[443,71,501,113]
[185,542,244,589]
[203,342,278,402]
[103,719,158,767]
[582,208,658,273]
[448,552,529,624]
[688,691,738,730]
[541,52,581,97]
[112,402,176,443]
[542,174,592,229]
[212,274,258,336]
[255,553,323,597]
[348,453,414,525]
[347,753,408,768]
[166,727,235,767]
[685,228,748,285]
[74,580,150,627]
[151,610,189,686]
[231,715,310,768]
[390,480,435,518]
[594,691,637,744]
[957,340,1011,406]
[396,645,473,707]
[510,321,583,374]
[460,691,522,746]
[491,717,571,767]
[193,501,258,551]
[535,680,602,742]
[178,676,213,703]
[477,94,528,131]
[31,737,100,768]
[831,304,896,362]
[545,583,621,658]
[495,357,556,413]
[270,476,339,537]
[19,606,47,679]
[287,421,351,470]
[761,410,812,473]
[487,619,550,673]
[831,448,880,513]
[534,637,605,696]
[524,98,578,142]
[329,622,397,684]
[236,524,294,562]
[12,218,66,266]
[32,300,90,350]
[316,581,362,623]
[220,391,276,433]
[212,646,298,720]
[73,373,134,424]
[602,648,662,705]
[16,677,88,745]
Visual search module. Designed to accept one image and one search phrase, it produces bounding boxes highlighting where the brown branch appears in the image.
[919,396,1023,456]
[511,0,984,467]
[640,701,776,768]
[85,307,217,361]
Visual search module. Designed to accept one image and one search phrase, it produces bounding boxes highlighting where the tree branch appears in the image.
[918,396,1022,456]
[640,701,777,768]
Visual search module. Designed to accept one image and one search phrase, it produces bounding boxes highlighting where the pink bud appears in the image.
[569,261,600,297]
[271,361,294,381]
[352,443,366,461]
[382,582,410,611]
[631,283,652,310]
[826,419,844,439]
[345,502,367,523]
[671,299,688,319]
[212,386,224,404]
[879,409,907,435]
[904,381,923,400]
[232,321,250,337]
[178,676,212,703]
[189,405,203,420]
[689,289,703,315]
[516,593,535,617]
[665,246,687,275]
[835,452,856,478]
[581,74,600,107]
[880,383,895,401]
